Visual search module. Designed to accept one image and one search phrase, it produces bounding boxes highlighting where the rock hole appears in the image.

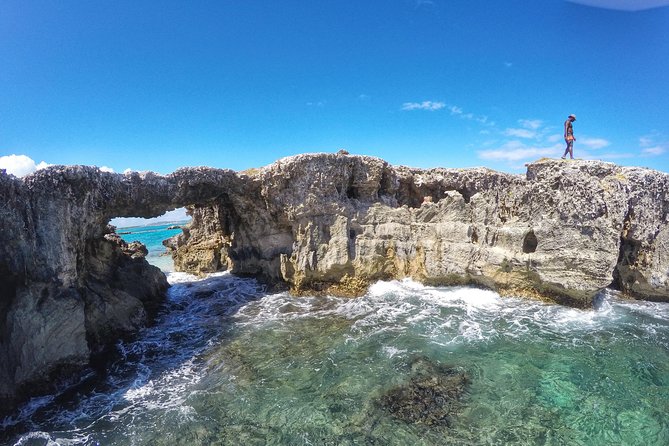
[522,230,538,253]
[456,188,472,204]
[469,227,479,244]
[378,168,394,198]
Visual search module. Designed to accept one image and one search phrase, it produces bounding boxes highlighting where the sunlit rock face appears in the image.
[1,153,668,412]
[168,154,669,306]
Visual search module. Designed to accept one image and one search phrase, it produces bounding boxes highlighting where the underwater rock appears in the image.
[378,357,469,427]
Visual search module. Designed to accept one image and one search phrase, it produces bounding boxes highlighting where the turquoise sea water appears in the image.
[2,224,669,445]
[116,221,189,271]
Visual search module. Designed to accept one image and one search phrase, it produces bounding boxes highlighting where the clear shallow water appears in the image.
[2,273,669,446]
[116,222,188,272]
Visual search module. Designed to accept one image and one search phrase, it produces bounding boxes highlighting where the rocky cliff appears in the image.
[0,165,237,412]
[1,153,668,413]
[166,153,669,307]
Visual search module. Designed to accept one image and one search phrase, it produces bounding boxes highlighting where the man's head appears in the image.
[568,114,576,121]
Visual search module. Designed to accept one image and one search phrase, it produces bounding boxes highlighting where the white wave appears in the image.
[166,270,229,285]
[11,431,60,446]
[382,345,407,358]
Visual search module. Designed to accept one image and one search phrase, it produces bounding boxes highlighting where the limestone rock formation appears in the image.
[0,165,237,412]
[1,153,668,414]
[167,154,669,307]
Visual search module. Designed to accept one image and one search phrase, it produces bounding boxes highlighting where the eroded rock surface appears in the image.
[0,165,237,412]
[1,153,668,413]
[167,154,669,306]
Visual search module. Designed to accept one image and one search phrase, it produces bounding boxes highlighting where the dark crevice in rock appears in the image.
[612,208,641,294]
[469,226,479,244]
[522,230,538,254]
[346,184,359,200]
[378,167,394,198]
[0,268,18,321]
[456,188,472,204]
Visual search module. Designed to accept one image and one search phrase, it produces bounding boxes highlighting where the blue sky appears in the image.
[1,0,668,178]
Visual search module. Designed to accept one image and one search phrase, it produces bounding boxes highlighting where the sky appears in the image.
[2,0,669,184]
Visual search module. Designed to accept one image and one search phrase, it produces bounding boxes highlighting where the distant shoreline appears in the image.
[114,219,191,230]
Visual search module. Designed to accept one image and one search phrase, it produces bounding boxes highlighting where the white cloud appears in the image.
[639,136,653,147]
[567,0,669,11]
[448,105,462,115]
[547,134,563,143]
[642,146,666,156]
[110,207,191,229]
[402,101,445,111]
[504,62,513,68]
[579,138,610,149]
[0,154,50,177]
[638,133,666,156]
[478,141,560,162]
[504,128,537,139]
[519,119,543,130]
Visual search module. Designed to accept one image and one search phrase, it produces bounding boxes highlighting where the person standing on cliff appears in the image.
[561,114,576,159]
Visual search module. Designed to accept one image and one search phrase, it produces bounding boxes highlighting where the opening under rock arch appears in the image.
[109,208,191,272]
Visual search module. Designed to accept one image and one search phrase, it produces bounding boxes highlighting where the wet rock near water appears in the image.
[377,357,470,427]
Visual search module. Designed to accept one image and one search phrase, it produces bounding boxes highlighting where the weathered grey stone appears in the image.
[168,154,669,307]
[1,153,668,414]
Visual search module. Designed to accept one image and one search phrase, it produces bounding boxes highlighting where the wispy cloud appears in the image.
[478,140,560,162]
[639,136,654,146]
[567,0,669,12]
[401,101,493,127]
[642,146,666,156]
[519,119,543,130]
[579,137,610,149]
[638,133,667,156]
[504,128,537,139]
[502,119,544,139]
[444,104,495,126]
[0,154,50,177]
[446,105,460,115]
[402,101,445,111]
